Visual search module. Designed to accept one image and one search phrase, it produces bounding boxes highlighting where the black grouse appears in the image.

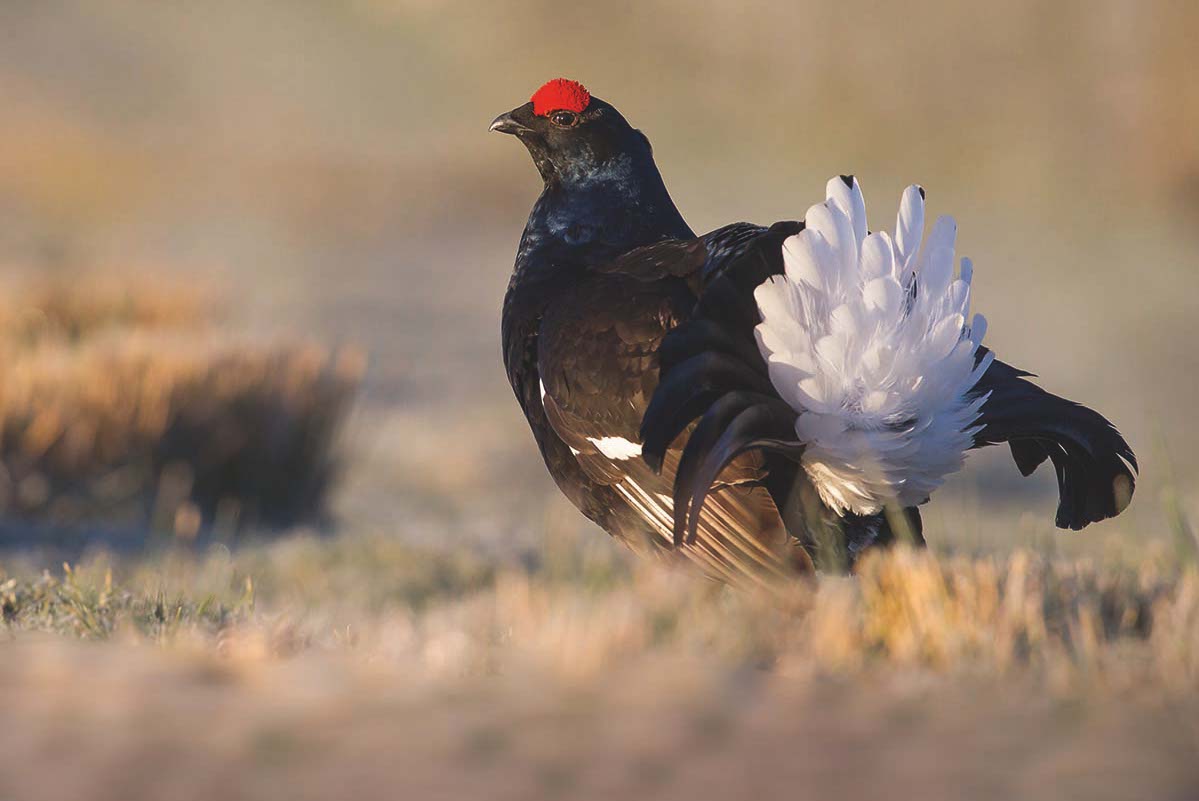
[494,78,1136,580]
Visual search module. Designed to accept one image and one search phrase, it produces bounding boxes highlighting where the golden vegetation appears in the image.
[3,537,1199,799]
[2,533,1196,688]
[0,275,362,532]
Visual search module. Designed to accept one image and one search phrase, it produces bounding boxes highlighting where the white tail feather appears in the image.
[753,177,990,515]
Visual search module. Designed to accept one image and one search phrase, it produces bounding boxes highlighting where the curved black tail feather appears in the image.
[673,395,799,545]
[640,356,777,472]
[970,353,1137,529]
[641,223,809,545]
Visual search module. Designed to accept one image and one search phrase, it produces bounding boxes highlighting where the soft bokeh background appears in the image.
[2,1,1198,798]
[4,0,1195,553]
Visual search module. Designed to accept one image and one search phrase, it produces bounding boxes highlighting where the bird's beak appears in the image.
[489,104,534,135]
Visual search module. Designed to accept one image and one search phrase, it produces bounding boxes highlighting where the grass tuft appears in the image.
[0,274,362,536]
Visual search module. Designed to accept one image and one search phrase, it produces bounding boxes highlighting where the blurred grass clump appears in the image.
[0,273,362,535]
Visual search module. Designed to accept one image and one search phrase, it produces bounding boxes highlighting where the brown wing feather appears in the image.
[537,266,811,582]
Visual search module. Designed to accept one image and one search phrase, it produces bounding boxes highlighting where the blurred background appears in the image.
[2,0,1197,551]
[1,1,1198,798]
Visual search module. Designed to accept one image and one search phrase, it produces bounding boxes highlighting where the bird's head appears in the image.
[490,79,653,185]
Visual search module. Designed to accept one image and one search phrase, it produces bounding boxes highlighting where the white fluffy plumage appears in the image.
[753,177,994,515]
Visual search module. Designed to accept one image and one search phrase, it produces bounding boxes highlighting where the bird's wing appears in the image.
[537,257,811,582]
[640,223,826,545]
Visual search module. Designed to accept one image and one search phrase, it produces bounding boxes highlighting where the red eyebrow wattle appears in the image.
[531,78,591,116]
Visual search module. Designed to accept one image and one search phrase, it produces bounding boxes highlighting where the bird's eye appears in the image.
[549,110,579,128]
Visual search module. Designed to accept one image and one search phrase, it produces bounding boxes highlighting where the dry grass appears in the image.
[1,3,1197,796]
[0,535,1194,687]
[0,275,362,535]
[3,535,1199,799]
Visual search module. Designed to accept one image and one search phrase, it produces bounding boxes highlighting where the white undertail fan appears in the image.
[641,176,1137,547]
[754,177,992,516]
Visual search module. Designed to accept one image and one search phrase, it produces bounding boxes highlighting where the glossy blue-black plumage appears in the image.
[497,88,1137,577]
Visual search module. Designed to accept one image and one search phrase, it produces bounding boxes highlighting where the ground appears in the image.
[4,535,1199,799]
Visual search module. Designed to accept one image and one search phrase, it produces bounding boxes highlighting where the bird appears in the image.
[493,78,1136,580]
